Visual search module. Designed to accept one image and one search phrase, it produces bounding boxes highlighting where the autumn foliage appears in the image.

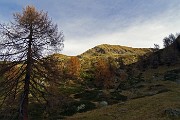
[66,56,81,79]
[94,59,114,88]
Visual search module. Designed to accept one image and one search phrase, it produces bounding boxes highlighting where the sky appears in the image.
[0,0,180,56]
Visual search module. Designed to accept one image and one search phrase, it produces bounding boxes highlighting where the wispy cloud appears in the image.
[62,7,180,55]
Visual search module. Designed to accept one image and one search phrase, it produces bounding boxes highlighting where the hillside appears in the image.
[64,38,180,120]
[1,38,179,120]
[66,81,180,120]
[78,44,153,69]
[80,44,152,58]
[65,63,180,120]
[134,36,180,70]
[35,38,175,119]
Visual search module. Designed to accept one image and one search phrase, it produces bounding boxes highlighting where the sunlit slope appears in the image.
[80,44,152,57]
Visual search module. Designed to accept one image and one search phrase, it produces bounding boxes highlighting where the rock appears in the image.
[99,101,108,107]
[77,104,85,111]
[164,108,180,117]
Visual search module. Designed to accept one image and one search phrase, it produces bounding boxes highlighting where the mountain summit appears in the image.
[80,44,152,57]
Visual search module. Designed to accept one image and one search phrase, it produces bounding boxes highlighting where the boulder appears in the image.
[99,101,108,107]
[164,108,180,117]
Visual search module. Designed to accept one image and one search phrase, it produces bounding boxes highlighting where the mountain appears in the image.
[78,44,153,66]
[80,44,152,58]
[47,44,153,73]
[65,38,180,120]
[1,38,180,119]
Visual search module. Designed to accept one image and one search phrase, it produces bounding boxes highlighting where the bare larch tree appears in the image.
[0,6,64,120]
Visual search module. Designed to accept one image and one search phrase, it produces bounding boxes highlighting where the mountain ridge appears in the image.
[79,44,153,58]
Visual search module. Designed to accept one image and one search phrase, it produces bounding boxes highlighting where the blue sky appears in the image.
[0,0,180,55]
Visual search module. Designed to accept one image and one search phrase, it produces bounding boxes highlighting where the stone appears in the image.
[164,108,180,117]
[99,101,108,107]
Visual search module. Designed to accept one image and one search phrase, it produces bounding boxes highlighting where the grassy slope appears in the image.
[48,44,153,71]
[66,64,180,120]
[42,40,179,119]
[79,44,152,67]
[80,44,152,58]
[34,41,180,120]
[142,64,180,81]
[66,81,180,120]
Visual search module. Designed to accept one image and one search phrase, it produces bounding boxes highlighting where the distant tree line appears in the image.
[154,33,180,51]
[149,33,180,68]
[163,33,180,48]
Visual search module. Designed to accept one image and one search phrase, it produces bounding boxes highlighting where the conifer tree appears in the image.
[0,6,64,119]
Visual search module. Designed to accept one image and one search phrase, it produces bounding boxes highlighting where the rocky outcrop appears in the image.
[164,108,180,117]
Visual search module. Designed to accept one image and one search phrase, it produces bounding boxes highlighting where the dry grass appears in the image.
[80,44,152,57]
[65,81,180,120]
[143,64,180,81]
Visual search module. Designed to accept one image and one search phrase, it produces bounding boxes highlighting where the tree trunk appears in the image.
[20,27,33,120]
[22,68,30,120]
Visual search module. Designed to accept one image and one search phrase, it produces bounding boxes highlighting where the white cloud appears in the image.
[58,0,180,56]
[62,12,180,56]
